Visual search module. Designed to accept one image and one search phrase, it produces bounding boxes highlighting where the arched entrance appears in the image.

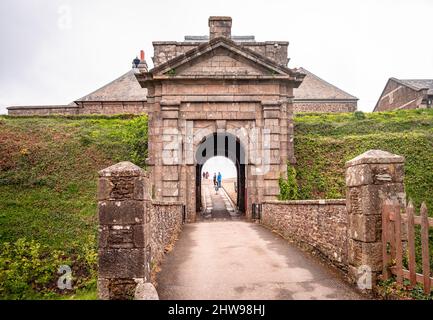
[195,132,246,214]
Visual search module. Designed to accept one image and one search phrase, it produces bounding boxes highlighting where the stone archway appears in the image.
[195,132,247,214]
[135,25,304,222]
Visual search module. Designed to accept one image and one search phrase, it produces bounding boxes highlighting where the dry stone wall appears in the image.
[261,199,348,269]
[150,201,184,265]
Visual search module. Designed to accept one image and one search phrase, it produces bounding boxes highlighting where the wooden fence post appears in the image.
[420,202,431,294]
[406,201,417,288]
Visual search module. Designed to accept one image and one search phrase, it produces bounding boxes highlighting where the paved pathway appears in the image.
[200,179,240,221]
[157,182,363,300]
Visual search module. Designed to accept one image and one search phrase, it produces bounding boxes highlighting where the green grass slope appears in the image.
[0,109,432,299]
[293,109,433,212]
[0,115,147,299]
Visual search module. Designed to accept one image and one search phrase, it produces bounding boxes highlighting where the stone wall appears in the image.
[7,106,79,116]
[77,101,149,115]
[8,102,149,116]
[150,201,184,266]
[261,199,348,269]
[293,101,357,113]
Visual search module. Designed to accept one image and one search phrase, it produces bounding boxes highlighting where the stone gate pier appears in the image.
[97,162,183,300]
[345,150,406,287]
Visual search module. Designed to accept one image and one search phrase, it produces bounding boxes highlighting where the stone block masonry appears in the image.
[293,101,357,113]
[261,199,348,269]
[345,150,405,287]
[97,161,183,300]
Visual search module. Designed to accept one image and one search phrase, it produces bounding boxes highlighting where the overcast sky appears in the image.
[202,156,237,178]
[1,0,432,114]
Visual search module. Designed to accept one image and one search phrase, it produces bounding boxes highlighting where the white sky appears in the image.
[1,0,433,114]
[202,156,237,179]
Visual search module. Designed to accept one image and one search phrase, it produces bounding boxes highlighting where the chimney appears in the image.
[140,50,145,61]
[209,16,232,40]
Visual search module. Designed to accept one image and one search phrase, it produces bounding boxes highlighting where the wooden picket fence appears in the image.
[382,199,433,294]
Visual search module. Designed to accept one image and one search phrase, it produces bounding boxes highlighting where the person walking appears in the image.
[217,172,222,189]
[213,173,217,186]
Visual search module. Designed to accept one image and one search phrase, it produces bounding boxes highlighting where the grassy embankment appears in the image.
[0,115,147,299]
[1,109,433,299]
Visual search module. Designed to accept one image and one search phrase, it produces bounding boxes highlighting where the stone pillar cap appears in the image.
[345,149,405,168]
[99,161,145,177]
[209,16,232,23]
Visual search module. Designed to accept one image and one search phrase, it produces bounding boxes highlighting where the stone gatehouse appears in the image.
[136,17,304,220]
[6,16,358,221]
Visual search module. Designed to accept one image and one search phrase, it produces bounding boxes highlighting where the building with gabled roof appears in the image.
[374,77,433,112]
[293,67,357,112]
[7,18,357,116]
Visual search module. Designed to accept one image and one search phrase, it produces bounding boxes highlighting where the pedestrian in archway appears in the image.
[217,172,222,189]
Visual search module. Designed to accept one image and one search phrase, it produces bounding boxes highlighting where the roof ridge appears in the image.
[398,78,433,90]
[391,77,426,92]
[298,67,358,100]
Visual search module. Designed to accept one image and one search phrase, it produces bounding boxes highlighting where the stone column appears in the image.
[345,150,405,288]
[97,162,151,300]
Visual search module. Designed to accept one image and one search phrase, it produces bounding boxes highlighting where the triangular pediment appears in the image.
[173,46,274,76]
[150,37,294,77]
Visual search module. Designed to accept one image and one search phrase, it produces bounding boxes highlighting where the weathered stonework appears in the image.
[136,17,305,220]
[150,201,184,265]
[345,150,406,287]
[293,101,357,113]
[261,199,348,269]
[97,161,183,300]
[7,102,149,116]
[97,162,150,300]
[7,105,80,116]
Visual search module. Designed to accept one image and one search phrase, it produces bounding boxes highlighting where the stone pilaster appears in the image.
[97,162,150,300]
[345,150,405,288]
[262,102,282,201]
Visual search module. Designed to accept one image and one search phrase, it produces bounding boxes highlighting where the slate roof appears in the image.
[76,70,147,102]
[293,67,358,101]
[393,78,433,95]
